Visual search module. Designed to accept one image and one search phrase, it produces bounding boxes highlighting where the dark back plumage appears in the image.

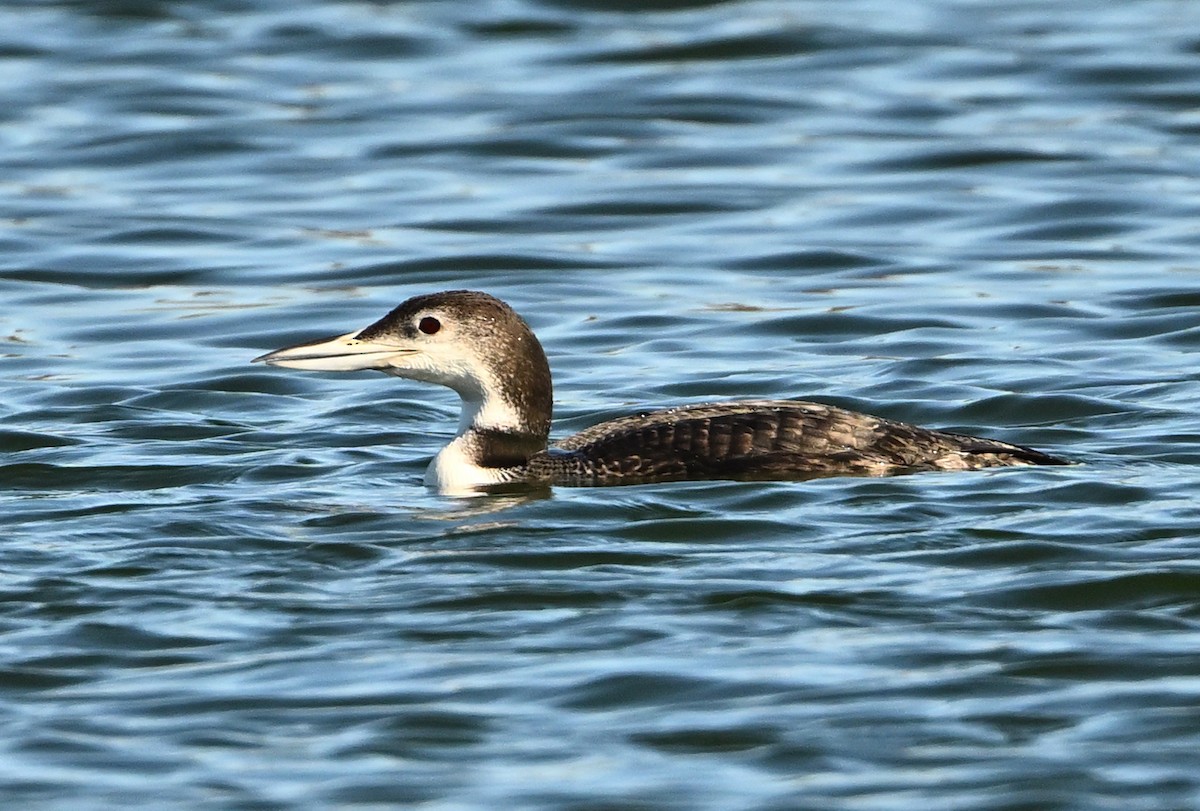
[529,400,1066,486]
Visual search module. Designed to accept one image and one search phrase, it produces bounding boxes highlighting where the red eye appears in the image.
[418,316,441,335]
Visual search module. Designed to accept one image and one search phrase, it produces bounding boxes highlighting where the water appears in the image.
[3,0,1200,808]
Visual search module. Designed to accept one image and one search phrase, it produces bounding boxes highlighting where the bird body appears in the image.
[255,291,1066,495]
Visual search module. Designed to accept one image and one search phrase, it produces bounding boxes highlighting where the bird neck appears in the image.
[425,416,549,495]
[454,390,550,448]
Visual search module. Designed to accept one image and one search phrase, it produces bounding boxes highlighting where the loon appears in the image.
[253,290,1067,495]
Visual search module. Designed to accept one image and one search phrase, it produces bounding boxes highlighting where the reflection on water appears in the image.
[2,0,1200,808]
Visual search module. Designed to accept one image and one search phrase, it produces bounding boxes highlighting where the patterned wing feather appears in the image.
[530,400,1065,486]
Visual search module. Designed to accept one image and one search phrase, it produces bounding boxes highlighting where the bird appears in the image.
[253,290,1067,495]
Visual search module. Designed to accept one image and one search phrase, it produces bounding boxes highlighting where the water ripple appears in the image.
[3,0,1200,809]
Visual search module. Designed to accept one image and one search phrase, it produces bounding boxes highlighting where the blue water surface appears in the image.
[2,1,1200,808]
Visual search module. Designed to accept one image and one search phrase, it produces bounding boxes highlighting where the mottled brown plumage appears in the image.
[529,400,1065,486]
